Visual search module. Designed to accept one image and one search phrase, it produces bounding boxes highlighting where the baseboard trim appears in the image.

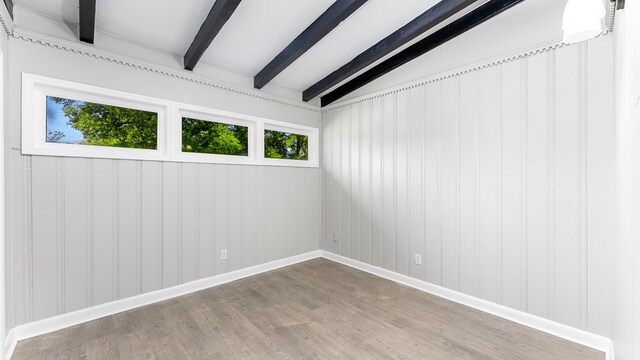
[4,250,615,360]
[320,251,615,360]
[3,330,15,360]
[3,250,323,360]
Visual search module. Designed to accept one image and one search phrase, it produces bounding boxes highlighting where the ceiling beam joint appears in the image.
[254,0,368,89]
[302,0,478,102]
[184,0,243,71]
[320,0,526,107]
[3,0,12,19]
[79,0,96,44]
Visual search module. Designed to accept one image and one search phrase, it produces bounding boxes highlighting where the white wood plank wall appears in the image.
[322,35,615,338]
[7,156,321,328]
[4,37,323,331]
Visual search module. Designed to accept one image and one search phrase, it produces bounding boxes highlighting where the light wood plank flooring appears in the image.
[12,258,604,359]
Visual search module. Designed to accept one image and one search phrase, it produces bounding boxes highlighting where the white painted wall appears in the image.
[0,22,9,360]
[4,35,322,331]
[613,4,640,360]
[3,2,637,358]
[322,34,616,338]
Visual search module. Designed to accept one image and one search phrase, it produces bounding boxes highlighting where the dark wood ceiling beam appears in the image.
[254,0,369,89]
[320,0,525,107]
[79,0,96,44]
[184,0,243,71]
[3,0,13,19]
[302,0,478,102]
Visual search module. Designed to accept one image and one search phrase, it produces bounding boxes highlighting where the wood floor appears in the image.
[12,258,604,360]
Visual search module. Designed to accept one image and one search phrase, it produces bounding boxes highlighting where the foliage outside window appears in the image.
[264,129,309,161]
[46,96,158,149]
[181,117,249,156]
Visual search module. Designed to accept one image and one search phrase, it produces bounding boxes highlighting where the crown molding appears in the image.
[322,30,612,111]
[2,5,617,114]
[11,28,321,113]
[6,22,612,115]
[0,0,14,36]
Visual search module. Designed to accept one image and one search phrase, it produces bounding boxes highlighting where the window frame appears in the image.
[259,121,318,167]
[22,73,319,168]
[176,106,257,165]
[23,73,169,161]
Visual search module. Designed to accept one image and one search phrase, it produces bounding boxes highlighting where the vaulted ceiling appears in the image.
[11,0,570,104]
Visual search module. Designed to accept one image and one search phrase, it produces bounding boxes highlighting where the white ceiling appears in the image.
[12,0,572,101]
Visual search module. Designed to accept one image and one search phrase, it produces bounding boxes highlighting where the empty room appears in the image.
[0,0,638,359]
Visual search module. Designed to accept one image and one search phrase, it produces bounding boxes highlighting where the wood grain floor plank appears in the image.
[12,259,604,360]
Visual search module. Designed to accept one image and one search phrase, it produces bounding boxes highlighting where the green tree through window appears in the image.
[264,129,308,160]
[181,117,248,156]
[48,96,158,149]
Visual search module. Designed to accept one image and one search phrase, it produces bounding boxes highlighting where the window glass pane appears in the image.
[182,117,249,156]
[46,96,158,149]
[264,129,309,160]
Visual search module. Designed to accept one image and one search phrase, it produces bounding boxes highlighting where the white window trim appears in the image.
[22,73,169,161]
[261,121,319,167]
[22,73,319,168]
[175,106,257,165]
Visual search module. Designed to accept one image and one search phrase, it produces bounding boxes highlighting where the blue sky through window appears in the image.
[46,96,84,144]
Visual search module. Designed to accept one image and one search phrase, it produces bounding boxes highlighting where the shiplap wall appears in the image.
[322,35,615,337]
[9,157,320,326]
[5,39,322,330]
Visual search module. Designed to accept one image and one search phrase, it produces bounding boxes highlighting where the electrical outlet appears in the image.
[220,249,228,260]
[414,253,422,265]
[333,234,340,243]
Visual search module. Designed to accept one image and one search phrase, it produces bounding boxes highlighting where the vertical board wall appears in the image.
[0,27,8,356]
[322,35,616,337]
[5,39,322,329]
[15,159,319,324]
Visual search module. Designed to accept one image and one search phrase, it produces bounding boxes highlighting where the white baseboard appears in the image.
[320,251,615,360]
[3,330,15,360]
[4,249,615,360]
[3,250,323,360]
